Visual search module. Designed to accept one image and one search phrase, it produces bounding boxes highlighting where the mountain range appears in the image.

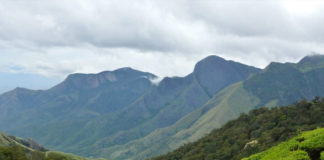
[1,54,324,159]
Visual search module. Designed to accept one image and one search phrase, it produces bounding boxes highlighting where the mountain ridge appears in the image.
[0,55,261,160]
[2,54,324,160]
[52,55,260,159]
[112,54,324,160]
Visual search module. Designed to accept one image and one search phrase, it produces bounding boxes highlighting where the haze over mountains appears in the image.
[0,72,60,94]
[1,54,324,160]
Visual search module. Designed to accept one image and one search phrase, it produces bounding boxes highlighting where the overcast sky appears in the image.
[1,0,324,82]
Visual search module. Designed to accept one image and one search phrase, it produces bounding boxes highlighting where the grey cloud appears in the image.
[1,0,323,51]
[0,0,324,78]
[0,0,211,52]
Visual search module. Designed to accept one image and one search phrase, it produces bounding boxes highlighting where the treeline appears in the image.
[150,97,324,160]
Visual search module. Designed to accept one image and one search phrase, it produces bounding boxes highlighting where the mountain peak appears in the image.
[53,67,156,91]
[298,54,324,65]
[193,55,226,71]
[111,67,156,79]
[9,87,35,94]
[203,55,226,61]
[113,67,134,72]
[297,53,324,71]
[193,55,261,96]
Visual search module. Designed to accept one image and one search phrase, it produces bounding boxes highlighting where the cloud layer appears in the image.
[1,0,324,79]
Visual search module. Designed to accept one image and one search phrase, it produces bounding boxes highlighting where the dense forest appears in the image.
[150,97,324,160]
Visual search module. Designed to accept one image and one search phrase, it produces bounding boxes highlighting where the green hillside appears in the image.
[2,55,324,160]
[55,55,260,159]
[0,132,106,160]
[150,97,324,160]
[0,68,156,131]
[0,55,260,160]
[111,55,324,159]
[243,128,324,160]
[244,62,324,106]
[107,82,260,160]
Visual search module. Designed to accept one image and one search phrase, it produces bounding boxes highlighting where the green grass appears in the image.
[45,151,106,160]
[171,82,259,144]
[243,128,324,160]
[0,132,106,160]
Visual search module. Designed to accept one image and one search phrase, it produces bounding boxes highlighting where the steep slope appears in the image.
[0,68,156,127]
[0,68,156,149]
[0,55,261,159]
[0,132,106,160]
[193,55,260,96]
[47,55,260,159]
[129,54,324,159]
[151,98,324,160]
[107,82,260,160]
[243,128,324,160]
[244,62,324,106]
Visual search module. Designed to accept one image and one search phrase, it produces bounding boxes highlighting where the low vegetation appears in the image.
[243,128,324,160]
[0,132,106,160]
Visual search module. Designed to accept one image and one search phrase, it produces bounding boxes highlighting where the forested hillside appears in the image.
[151,97,324,160]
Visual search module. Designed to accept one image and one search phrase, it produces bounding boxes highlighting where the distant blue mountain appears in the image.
[0,72,61,93]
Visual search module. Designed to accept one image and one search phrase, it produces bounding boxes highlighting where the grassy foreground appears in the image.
[0,132,106,160]
[243,128,324,160]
